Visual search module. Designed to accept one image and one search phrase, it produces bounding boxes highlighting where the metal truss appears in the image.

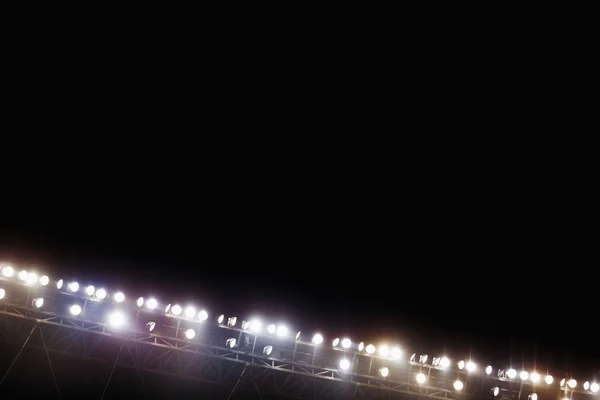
[0,303,477,400]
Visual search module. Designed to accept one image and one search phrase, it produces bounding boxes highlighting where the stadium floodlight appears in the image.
[137,297,144,307]
[416,373,426,384]
[332,338,340,347]
[529,394,538,400]
[466,361,476,372]
[419,354,428,364]
[379,367,389,378]
[95,288,107,300]
[263,345,273,356]
[440,357,450,368]
[561,379,566,387]
[70,304,82,316]
[458,360,465,370]
[226,338,237,348]
[0,288,5,300]
[146,321,156,332]
[197,310,208,322]
[18,270,27,281]
[227,316,237,327]
[218,314,225,324]
[454,380,464,391]
[184,306,195,318]
[249,320,262,333]
[184,329,196,339]
[312,334,323,345]
[358,342,364,352]
[39,275,49,286]
[379,344,390,357]
[32,298,44,308]
[339,359,350,370]
[56,279,63,289]
[410,353,416,362]
[583,382,590,391]
[68,282,79,293]
[170,304,182,316]
[85,285,95,296]
[147,298,158,310]
[295,331,301,340]
[113,292,125,303]
[341,338,351,349]
[567,379,577,388]
[276,325,288,337]
[267,324,276,334]
[391,347,402,359]
[491,387,500,397]
[108,311,125,328]
[590,382,599,393]
[520,371,529,380]
[486,365,493,375]
[530,372,540,383]
[365,344,376,354]
[507,368,517,379]
[545,375,554,384]
[1,266,14,277]
[26,272,37,285]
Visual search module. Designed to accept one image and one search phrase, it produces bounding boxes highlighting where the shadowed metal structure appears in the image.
[0,267,598,399]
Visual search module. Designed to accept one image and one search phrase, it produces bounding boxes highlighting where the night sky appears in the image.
[1,164,597,387]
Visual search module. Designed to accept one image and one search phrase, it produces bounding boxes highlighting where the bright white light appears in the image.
[529,394,538,400]
[466,361,476,372]
[486,365,493,375]
[109,311,125,328]
[267,324,276,334]
[276,325,288,337]
[26,272,37,285]
[263,346,273,356]
[545,375,553,384]
[583,382,590,391]
[218,314,225,324]
[184,306,195,318]
[312,334,323,345]
[567,379,577,388]
[391,347,402,359]
[228,317,237,327]
[56,279,63,289]
[33,298,44,308]
[560,378,566,387]
[339,359,350,370]
[171,304,182,315]
[530,373,540,383]
[458,360,465,370]
[365,344,376,354]
[332,338,340,347]
[379,367,389,377]
[18,270,27,280]
[70,304,82,316]
[1,266,14,277]
[379,344,390,357]
[39,275,49,286]
[357,342,364,352]
[416,373,426,384]
[590,382,599,393]
[507,369,517,379]
[197,310,208,321]
[114,292,125,302]
[341,338,351,349]
[146,322,156,332]
[520,371,529,380]
[68,282,79,292]
[85,285,95,296]
[226,338,236,348]
[454,380,464,391]
[95,288,107,300]
[147,298,158,310]
[137,297,144,307]
[184,329,196,339]
[0,288,5,300]
[249,320,262,333]
[440,357,450,368]
[492,387,500,397]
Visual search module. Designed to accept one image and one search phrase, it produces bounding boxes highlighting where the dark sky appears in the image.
[1,162,597,382]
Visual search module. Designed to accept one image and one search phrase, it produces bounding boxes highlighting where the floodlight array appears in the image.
[0,262,598,399]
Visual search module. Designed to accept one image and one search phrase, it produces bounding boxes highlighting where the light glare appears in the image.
[416,373,426,384]
[454,380,464,390]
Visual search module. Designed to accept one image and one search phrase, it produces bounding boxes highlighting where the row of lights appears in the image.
[1,264,599,393]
